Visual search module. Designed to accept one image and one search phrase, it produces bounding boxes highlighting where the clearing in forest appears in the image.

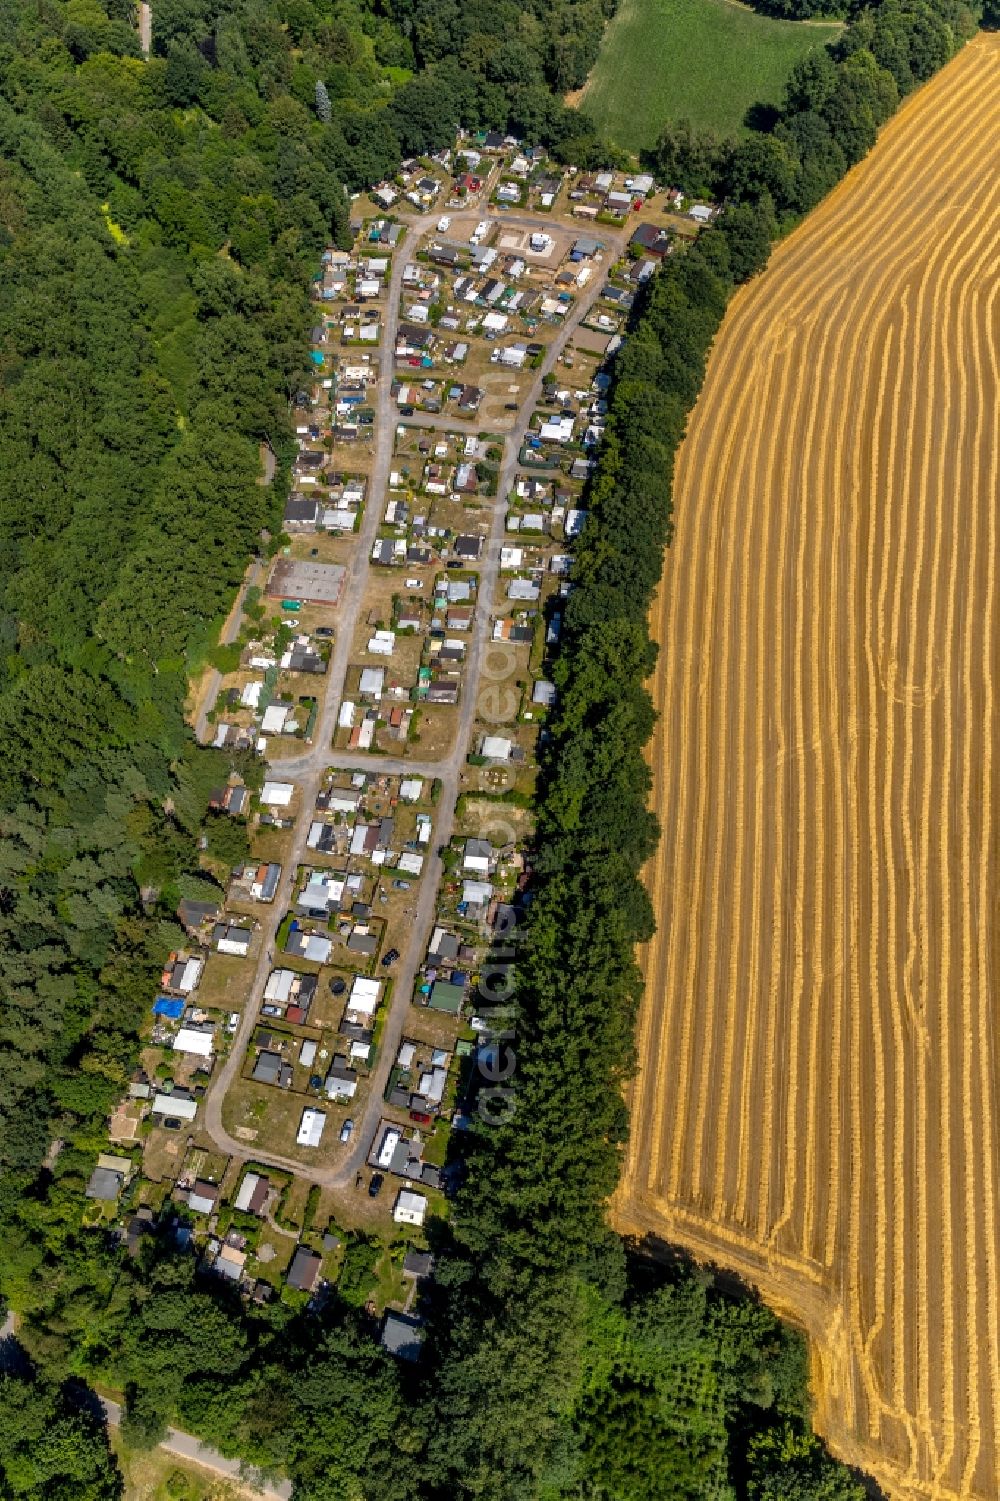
[574,0,841,150]
[614,34,1000,1501]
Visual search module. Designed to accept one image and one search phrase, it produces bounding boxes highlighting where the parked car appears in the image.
[392,880,411,891]
[400,404,415,416]
[410,1109,432,1125]
[314,626,334,638]
[227,1012,240,1033]
[340,1118,354,1143]
[368,1173,384,1198]
[437,216,451,232]
[381,947,400,967]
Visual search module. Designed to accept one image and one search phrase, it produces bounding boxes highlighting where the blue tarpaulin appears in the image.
[153,996,184,1019]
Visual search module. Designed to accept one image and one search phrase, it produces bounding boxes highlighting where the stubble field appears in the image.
[613,34,1000,1501]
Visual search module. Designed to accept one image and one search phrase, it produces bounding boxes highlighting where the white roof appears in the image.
[265,969,295,1004]
[338,700,356,728]
[235,1172,264,1212]
[302,871,344,908]
[350,976,381,1016]
[367,630,396,655]
[173,1027,214,1057]
[462,879,493,905]
[377,1125,401,1168]
[300,1038,318,1067]
[398,851,424,875]
[297,1108,326,1147]
[217,933,250,956]
[261,704,290,734]
[397,1042,416,1068]
[359,667,384,694]
[399,778,423,802]
[481,735,512,760]
[418,1066,448,1104]
[540,415,575,442]
[261,781,294,806]
[178,957,203,993]
[329,787,362,811]
[152,1093,197,1120]
[301,934,332,963]
[393,1190,428,1225]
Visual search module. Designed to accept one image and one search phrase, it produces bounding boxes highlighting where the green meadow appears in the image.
[577,0,842,151]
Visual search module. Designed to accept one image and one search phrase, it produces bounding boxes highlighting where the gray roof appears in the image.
[381,1312,424,1361]
[287,1246,322,1292]
[86,1167,123,1201]
[253,1050,283,1085]
[177,898,220,930]
[431,930,460,960]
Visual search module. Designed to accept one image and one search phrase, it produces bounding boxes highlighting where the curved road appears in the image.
[199,208,627,1191]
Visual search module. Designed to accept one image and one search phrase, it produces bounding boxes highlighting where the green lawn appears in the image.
[578,0,841,152]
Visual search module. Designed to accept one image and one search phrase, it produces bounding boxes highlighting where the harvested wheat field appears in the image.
[614,33,1000,1501]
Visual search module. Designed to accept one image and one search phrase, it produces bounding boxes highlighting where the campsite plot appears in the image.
[614,35,1000,1501]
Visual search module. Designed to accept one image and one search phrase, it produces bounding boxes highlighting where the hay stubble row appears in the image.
[613,35,1000,1500]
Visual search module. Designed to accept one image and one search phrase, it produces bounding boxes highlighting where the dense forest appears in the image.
[0,0,984,1496]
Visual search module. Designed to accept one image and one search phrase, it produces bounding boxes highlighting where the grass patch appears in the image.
[577,0,841,151]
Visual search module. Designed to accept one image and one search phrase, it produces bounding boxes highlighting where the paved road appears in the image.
[198,209,627,1190]
[201,223,419,1162]
[103,1398,292,1500]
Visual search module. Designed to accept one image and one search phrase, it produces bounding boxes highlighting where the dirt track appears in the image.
[613,35,1000,1500]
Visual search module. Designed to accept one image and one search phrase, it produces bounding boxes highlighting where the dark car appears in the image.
[400,405,415,416]
[314,626,334,638]
[368,1173,384,1198]
[392,880,411,891]
[163,1117,183,1131]
[381,947,400,967]
[504,402,518,411]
